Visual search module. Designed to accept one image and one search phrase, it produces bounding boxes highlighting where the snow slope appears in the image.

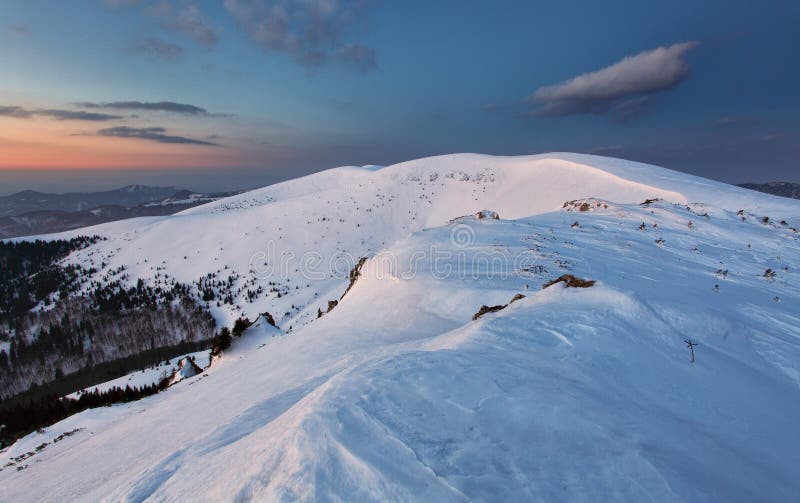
[3,154,800,501]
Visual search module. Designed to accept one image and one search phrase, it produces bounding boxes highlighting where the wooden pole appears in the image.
[684,339,697,363]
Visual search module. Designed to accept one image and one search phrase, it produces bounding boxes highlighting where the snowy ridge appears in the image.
[26,153,798,330]
[3,154,800,501]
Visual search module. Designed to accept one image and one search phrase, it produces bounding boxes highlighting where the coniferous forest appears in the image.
[0,238,219,443]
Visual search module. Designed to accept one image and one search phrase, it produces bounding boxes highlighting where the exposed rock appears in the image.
[475,210,500,220]
[260,311,277,328]
[472,293,527,320]
[472,304,507,321]
[542,274,596,289]
[341,257,368,299]
[562,199,609,212]
[449,210,500,224]
[167,356,204,386]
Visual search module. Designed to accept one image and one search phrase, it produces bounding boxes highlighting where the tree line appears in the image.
[0,380,170,448]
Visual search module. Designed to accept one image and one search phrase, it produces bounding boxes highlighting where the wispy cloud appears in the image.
[105,1,217,46]
[223,0,377,72]
[147,2,218,46]
[0,105,122,121]
[529,42,698,119]
[37,109,125,121]
[97,126,220,145]
[77,101,220,116]
[127,38,184,60]
[712,116,760,129]
[0,106,32,118]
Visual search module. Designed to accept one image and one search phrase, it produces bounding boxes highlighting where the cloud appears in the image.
[97,126,220,145]
[106,1,217,46]
[0,105,122,121]
[36,109,124,121]
[529,42,698,118]
[0,106,33,118]
[128,38,184,60]
[77,101,212,115]
[147,2,218,46]
[223,0,377,71]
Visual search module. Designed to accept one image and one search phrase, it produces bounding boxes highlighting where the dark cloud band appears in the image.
[0,105,122,121]
[77,101,210,115]
[97,126,219,146]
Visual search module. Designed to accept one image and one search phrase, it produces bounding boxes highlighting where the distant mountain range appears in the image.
[0,185,188,217]
[0,186,245,238]
[737,182,800,200]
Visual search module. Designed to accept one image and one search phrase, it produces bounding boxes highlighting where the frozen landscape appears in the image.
[2,153,800,502]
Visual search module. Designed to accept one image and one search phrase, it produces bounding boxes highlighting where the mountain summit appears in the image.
[2,154,799,502]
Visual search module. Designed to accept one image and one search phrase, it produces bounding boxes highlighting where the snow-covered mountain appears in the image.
[0,187,244,238]
[2,153,800,501]
[0,185,185,217]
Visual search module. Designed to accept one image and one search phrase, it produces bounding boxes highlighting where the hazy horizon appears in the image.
[1,150,798,197]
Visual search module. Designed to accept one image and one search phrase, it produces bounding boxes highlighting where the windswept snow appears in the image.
[3,153,800,501]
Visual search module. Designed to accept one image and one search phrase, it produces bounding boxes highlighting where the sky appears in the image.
[0,0,798,195]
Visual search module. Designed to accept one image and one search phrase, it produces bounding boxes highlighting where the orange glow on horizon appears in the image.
[0,118,258,170]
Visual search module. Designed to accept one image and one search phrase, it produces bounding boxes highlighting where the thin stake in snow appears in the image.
[684,339,698,363]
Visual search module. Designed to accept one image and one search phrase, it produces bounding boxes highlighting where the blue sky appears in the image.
[0,0,798,194]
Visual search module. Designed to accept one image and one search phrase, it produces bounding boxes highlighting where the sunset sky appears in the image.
[1,0,798,194]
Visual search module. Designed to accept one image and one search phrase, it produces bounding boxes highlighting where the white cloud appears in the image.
[530,42,698,118]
